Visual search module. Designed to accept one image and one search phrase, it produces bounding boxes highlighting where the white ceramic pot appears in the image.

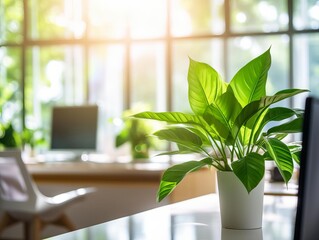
[217,171,265,230]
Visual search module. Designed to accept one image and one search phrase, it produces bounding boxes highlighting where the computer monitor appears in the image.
[50,105,98,153]
[294,96,319,240]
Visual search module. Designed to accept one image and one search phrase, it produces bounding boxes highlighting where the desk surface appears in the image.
[27,161,168,183]
[27,161,298,195]
[46,194,297,240]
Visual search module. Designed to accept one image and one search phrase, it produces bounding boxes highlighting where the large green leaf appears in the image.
[133,111,201,125]
[252,107,298,142]
[133,111,217,138]
[230,48,271,107]
[261,89,309,106]
[153,128,204,153]
[188,58,228,116]
[264,138,294,183]
[157,158,212,201]
[231,152,265,193]
[266,117,303,135]
[203,89,242,139]
[231,89,309,141]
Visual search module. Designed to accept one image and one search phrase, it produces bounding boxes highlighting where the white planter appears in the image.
[217,171,265,230]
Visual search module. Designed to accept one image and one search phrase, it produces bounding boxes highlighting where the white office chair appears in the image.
[0,150,95,240]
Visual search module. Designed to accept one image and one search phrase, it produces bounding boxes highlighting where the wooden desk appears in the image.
[27,161,167,184]
[27,161,216,202]
[46,194,298,240]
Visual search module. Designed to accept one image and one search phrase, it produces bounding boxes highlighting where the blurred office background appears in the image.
[0,0,318,155]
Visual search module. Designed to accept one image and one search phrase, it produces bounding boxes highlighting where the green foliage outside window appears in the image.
[0,81,21,148]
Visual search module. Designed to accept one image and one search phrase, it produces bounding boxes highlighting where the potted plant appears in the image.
[22,127,46,157]
[133,48,308,229]
[115,106,156,160]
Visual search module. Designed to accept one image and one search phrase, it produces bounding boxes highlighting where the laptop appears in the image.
[294,96,319,240]
[42,105,99,162]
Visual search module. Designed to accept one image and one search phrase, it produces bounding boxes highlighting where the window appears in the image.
[1,0,318,153]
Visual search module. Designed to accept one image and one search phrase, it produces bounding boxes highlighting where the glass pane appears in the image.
[89,0,166,39]
[293,34,319,108]
[294,0,319,30]
[128,0,167,39]
[28,0,85,39]
[230,0,288,33]
[88,0,128,39]
[0,47,21,84]
[171,0,225,37]
[0,47,23,148]
[172,39,224,112]
[130,42,166,111]
[0,0,23,43]
[227,35,289,96]
[89,45,125,153]
[25,46,85,147]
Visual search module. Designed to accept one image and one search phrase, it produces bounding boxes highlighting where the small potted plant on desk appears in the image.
[22,127,46,158]
[115,106,156,160]
[133,48,308,229]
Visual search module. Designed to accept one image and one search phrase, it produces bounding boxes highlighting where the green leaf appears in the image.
[291,108,304,117]
[133,111,217,138]
[187,127,211,146]
[115,128,129,147]
[288,142,302,153]
[230,48,271,107]
[203,89,242,139]
[133,111,201,125]
[154,150,193,157]
[256,133,288,150]
[261,89,309,106]
[257,107,297,127]
[153,128,203,153]
[292,151,301,165]
[157,158,212,201]
[252,107,298,142]
[264,138,294,183]
[188,58,228,116]
[266,117,303,135]
[231,88,309,141]
[157,181,178,202]
[231,152,265,193]
[288,143,302,165]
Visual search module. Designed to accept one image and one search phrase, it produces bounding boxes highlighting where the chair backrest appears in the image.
[0,150,38,212]
[294,96,319,240]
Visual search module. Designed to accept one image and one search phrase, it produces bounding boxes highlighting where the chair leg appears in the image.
[1,214,75,239]
[0,213,19,235]
[52,214,75,231]
[24,216,42,240]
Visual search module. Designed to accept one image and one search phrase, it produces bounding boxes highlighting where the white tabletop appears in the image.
[46,194,297,240]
